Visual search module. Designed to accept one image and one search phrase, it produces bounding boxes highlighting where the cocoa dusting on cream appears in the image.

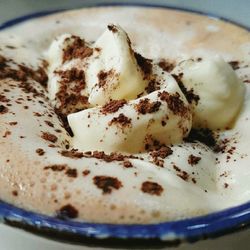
[65,168,78,178]
[54,67,89,116]
[141,181,163,196]
[108,114,132,127]
[172,164,190,181]
[56,68,86,89]
[44,164,68,172]
[188,154,201,166]
[0,55,48,87]
[123,160,133,168]
[135,98,161,114]
[41,132,58,143]
[82,170,90,176]
[101,99,127,114]
[144,136,166,151]
[145,79,161,94]
[44,164,78,178]
[93,175,123,194]
[63,36,93,63]
[98,69,116,87]
[158,59,175,72]
[150,146,173,159]
[44,120,54,128]
[158,91,188,116]
[60,149,84,159]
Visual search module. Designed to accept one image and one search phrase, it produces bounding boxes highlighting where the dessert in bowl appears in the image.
[0,4,250,245]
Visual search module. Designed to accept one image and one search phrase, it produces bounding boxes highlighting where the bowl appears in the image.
[0,1,250,249]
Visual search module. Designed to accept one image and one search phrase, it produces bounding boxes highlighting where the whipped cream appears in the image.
[173,57,245,129]
[47,25,244,153]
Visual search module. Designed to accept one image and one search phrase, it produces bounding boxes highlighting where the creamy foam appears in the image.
[0,6,249,224]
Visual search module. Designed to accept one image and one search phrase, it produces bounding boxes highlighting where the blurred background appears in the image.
[0,0,250,28]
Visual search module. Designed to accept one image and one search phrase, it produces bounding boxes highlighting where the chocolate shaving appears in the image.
[93,176,123,194]
[150,146,173,159]
[65,168,78,178]
[41,132,58,143]
[60,149,84,159]
[101,99,127,114]
[135,98,161,114]
[36,148,45,156]
[109,114,131,127]
[141,181,163,196]
[82,170,90,176]
[188,154,201,166]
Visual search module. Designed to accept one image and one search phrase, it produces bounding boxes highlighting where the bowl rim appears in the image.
[0,1,250,244]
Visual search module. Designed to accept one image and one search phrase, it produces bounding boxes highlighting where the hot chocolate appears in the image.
[0,6,249,224]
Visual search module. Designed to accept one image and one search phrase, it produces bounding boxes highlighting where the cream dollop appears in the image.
[47,24,244,153]
[173,57,245,129]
